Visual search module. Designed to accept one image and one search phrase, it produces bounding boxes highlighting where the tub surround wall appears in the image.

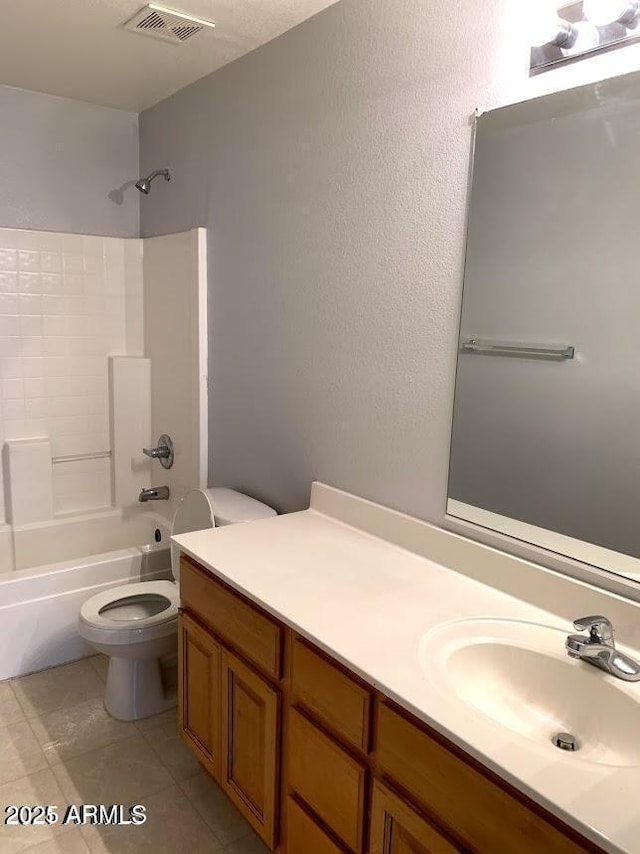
[3,438,53,525]
[143,229,208,516]
[0,227,144,526]
[124,239,144,356]
[110,356,152,508]
[0,84,139,238]
[1,226,207,572]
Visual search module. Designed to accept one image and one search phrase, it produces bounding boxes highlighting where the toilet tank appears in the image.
[208,487,277,526]
[170,487,276,580]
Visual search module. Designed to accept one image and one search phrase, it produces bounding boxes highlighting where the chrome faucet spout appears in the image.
[139,486,170,502]
[566,617,640,682]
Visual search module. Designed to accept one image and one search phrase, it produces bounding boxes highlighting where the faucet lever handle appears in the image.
[143,445,170,459]
[142,435,174,469]
[573,615,614,645]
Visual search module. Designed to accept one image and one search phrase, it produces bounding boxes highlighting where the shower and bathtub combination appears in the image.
[0,221,208,682]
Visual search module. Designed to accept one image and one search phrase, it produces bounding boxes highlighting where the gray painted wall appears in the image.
[0,85,139,238]
[138,0,640,521]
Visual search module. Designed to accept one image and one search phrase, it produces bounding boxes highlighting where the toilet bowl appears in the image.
[78,488,276,721]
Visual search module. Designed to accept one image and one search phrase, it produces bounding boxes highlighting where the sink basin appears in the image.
[419,618,640,767]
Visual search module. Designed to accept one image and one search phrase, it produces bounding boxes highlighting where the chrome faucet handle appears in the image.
[573,615,615,646]
[143,446,170,459]
[142,434,174,470]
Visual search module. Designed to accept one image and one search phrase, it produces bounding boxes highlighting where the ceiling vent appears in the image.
[124,3,216,44]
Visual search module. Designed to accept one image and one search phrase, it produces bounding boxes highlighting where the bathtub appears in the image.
[0,509,172,680]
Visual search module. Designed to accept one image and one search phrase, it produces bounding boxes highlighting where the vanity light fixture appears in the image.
[529,0,577,47]
[583,0,640,25]
[531,0,640,73]
[561,19,600,54]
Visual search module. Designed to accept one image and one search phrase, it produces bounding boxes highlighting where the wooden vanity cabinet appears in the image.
[369,780,461,854]
[221,649,280,846]
[286,796,346,854]
[178,557,282,848]
[178,556,603,854]
[375,702,591,854]
[178,611,222,782]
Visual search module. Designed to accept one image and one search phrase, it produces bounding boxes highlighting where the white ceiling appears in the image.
[0,0,340,112]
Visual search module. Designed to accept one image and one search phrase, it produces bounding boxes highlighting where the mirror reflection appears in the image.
[448,71,640,581]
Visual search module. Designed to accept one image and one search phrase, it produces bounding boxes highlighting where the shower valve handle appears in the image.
[143,445,170,459]
[142,435,174,470]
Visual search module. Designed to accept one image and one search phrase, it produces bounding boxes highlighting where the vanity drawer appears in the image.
[180,556,282,679]
[376,702,592,854]
[290,635,371,752]
[286,796,346,854]
[288,707,367,852]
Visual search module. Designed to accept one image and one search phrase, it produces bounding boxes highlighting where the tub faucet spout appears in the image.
[139,486,170,502]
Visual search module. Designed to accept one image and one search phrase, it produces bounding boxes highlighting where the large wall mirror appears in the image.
[449,71,640,585]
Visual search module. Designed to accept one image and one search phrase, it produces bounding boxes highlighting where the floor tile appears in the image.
[134,708,177,734]
[23,828,89,853]
[160,659,178,695]
[80,783,222,853]
[224,832,270,854]
[88,655,108,684]
[180,772,254,847]
[0,721,48,786]
[0,682,26,727]
[12,660,103,720]
[0,769,68,853]
[139,719,201,782]
[29,696,137,765]
[50,733,174,806]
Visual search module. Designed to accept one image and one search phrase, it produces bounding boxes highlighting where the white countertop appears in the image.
[173,484,640,854]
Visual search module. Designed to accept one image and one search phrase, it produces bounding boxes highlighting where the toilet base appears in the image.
[104,656,177,721]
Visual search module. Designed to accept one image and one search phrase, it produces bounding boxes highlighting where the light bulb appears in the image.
[583,0,640,25]
[529,0,575,46]
[561,20,600,54]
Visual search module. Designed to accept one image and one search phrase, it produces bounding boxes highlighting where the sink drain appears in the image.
[553,732,579,752]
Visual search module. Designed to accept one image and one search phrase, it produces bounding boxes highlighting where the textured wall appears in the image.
[138,0,640,520]
[0,85,139,238]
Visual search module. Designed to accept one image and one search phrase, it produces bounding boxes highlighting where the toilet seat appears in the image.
[77,489,276,720]
[79,580,178,646]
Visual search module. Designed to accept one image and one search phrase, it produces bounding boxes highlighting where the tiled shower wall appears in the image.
[0,227,143,521]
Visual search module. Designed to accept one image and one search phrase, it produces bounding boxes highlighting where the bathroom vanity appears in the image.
[174,483,640,854]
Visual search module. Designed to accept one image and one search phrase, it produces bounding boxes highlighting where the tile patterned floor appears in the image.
[0,656,269,853]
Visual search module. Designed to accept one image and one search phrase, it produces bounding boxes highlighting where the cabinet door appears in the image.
[370,781,460,854]
[221,649,280,849]
[178,612,222,781]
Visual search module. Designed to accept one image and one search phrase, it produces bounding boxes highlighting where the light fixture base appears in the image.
[531,0,640,75]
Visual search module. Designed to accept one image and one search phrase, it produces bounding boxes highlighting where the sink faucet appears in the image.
[566,615,640,682]
[139,486,170,502]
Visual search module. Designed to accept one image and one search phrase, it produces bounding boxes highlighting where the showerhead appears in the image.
[136,169,171,194]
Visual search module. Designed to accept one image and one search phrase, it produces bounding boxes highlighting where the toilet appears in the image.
[78,488,276,721]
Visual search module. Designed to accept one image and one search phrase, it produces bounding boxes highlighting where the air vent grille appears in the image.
[124,3,215,44]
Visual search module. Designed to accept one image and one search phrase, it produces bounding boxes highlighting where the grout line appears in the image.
[38,729,140,771]
[0,679,27,727]
[46,731,142,778]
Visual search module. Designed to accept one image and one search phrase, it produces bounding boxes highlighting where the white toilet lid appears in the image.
[79,580,178,630]
[170,489,215,582]
[170,488,277,581]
